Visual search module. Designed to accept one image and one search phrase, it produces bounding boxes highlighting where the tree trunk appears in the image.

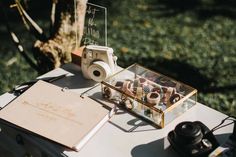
[33,0,87,73]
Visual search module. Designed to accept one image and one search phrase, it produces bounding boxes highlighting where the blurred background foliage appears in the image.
[0,0,235,116]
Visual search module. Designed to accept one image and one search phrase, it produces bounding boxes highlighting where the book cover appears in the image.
[0,80,112,151]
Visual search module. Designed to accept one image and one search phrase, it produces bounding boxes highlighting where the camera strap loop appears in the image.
[113,55,118,70]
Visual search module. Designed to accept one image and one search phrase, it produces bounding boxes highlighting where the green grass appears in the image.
[0,0,235,116]
[105,0,236,116]
[0,26,37,93]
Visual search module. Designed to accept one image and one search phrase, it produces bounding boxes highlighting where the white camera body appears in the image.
[81,45,117,82]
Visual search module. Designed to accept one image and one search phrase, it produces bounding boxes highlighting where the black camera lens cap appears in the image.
[93,70,101,77]
[174,121,203,145]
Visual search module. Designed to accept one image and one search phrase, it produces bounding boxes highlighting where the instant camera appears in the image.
[81,45,117,82]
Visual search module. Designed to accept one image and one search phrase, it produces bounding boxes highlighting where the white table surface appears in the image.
[0,63,234,157]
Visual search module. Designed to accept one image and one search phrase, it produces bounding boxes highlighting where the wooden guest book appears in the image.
[0,80,112,151]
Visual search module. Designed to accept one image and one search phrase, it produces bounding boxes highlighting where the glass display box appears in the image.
[101,64,197,128]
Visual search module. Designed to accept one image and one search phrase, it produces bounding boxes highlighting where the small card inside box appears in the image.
[101,64,197,128]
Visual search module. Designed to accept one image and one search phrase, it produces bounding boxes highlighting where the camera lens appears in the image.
[87,61,112,82]
[174,121,203,145]
[93,70,101,77]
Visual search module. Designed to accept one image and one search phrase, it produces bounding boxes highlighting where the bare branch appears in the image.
[50,0,57,35]
[2,6,40,72]
[12,0,47,41]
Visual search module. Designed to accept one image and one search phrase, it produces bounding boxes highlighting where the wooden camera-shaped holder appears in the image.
[101,64,197,128]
